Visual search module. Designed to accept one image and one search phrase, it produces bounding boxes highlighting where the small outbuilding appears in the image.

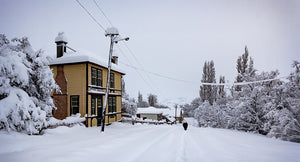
[136,107,183,124]
[136,107,163,121]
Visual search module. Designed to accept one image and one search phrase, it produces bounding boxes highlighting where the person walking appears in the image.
[183,121,188,131]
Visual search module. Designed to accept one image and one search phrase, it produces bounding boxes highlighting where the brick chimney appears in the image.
[55,32,68,58]
[111,55,118,65]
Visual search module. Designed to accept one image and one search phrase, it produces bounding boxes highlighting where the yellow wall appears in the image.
[51,62,124,127]
[64,64,87,116]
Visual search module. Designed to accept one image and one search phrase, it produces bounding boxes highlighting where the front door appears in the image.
[97,96,103,126]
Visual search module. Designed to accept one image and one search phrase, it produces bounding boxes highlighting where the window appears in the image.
[91,68,97,86]
[70,95,79,115]
[96,96,103,126]
[97,69,102,86]
[91,67,102,86]
[91,96,96,115]
[108,96,116,113]
[97,96,102,113]
[110,73,114,88]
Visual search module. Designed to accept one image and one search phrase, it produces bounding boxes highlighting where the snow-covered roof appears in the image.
[49,50,125,74]
[55,32,68,43]
[137,107,182,117]
[137,107,163,115]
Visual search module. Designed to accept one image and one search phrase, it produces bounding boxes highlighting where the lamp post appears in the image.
[101,27,129,132]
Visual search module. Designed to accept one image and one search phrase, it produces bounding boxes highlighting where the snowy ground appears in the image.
[0,118,299,162]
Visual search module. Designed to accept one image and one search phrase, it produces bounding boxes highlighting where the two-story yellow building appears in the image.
[50,34,125,127]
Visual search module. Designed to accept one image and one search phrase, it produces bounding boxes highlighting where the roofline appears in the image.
[50,61,125,75]
[136,113,163,115]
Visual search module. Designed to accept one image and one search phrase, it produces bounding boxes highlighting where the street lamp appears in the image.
[113,36,129,43]
[101,27,129,132]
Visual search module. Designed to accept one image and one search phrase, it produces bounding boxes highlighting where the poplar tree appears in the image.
[235,46,256,91]
[138,91,143,103]
[148,94,158,107]
[200,60,217,105]
[218,76,226,99]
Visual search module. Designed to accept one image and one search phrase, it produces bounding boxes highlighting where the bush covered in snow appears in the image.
[47,113,85,128]
[192,66,300,143]
[191,48,300,143]
[122,98,137,116]
[121,85,137,116]
[0,34,59,134]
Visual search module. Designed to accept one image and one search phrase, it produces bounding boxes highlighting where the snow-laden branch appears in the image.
[200,76,288,86]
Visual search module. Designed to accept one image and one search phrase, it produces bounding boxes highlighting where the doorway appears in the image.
[97,96,103,126]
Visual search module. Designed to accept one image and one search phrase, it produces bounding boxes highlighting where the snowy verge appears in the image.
[45,113,85,129]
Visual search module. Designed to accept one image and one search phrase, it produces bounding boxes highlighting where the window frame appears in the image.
[110,73,114,88]
[108,96,116,113]
[70,95,79,115]
[91,67,102,87]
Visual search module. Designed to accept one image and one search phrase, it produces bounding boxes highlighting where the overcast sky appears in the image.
[1,0,299,103]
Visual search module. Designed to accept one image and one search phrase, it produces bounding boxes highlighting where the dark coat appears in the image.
[183,122,188,130]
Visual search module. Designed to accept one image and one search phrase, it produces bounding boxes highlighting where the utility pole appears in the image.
[101,28,129,132]
[175,104,177,124]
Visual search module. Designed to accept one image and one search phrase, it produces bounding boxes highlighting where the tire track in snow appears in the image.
[129,126,179,162]
[175,131,187,162]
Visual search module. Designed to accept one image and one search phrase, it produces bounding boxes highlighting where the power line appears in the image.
[119,61,197,84]
[87,0,161,94]
[75,0,106,31]
[75,0,289,90]
[116,45,133,66]
[119,60,291,86]
[122,42,159,90]
[116,46,160,94]
[92,0,114,27]
[75,0,158,94]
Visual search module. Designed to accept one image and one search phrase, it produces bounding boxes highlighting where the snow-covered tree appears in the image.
[137,91,149,107]
[182,97,200,117]
[122,98,137,116]
[148,94,158,107]
[235,46,256,92]
[0,35,58,134]
[200,60,217,105]
[262,61,300,142]
[193,54,299,142]
[138,91,142,103]
[194,101,229,128]
[121,80,137,116]
[218,75,226,99]
[264,106,300,142]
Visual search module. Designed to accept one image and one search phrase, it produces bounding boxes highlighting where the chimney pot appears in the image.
[55,32,68,58]
[112,56,118,65]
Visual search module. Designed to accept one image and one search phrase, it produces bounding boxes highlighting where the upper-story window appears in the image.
[91,67,102,86]
[110,73,114,88]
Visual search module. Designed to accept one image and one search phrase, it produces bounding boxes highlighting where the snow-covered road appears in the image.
[1,119,300,162]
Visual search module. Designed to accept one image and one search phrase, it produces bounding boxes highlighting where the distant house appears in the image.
[136,107,183,123]
[136,107,163,121]
[50,33,125,127]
